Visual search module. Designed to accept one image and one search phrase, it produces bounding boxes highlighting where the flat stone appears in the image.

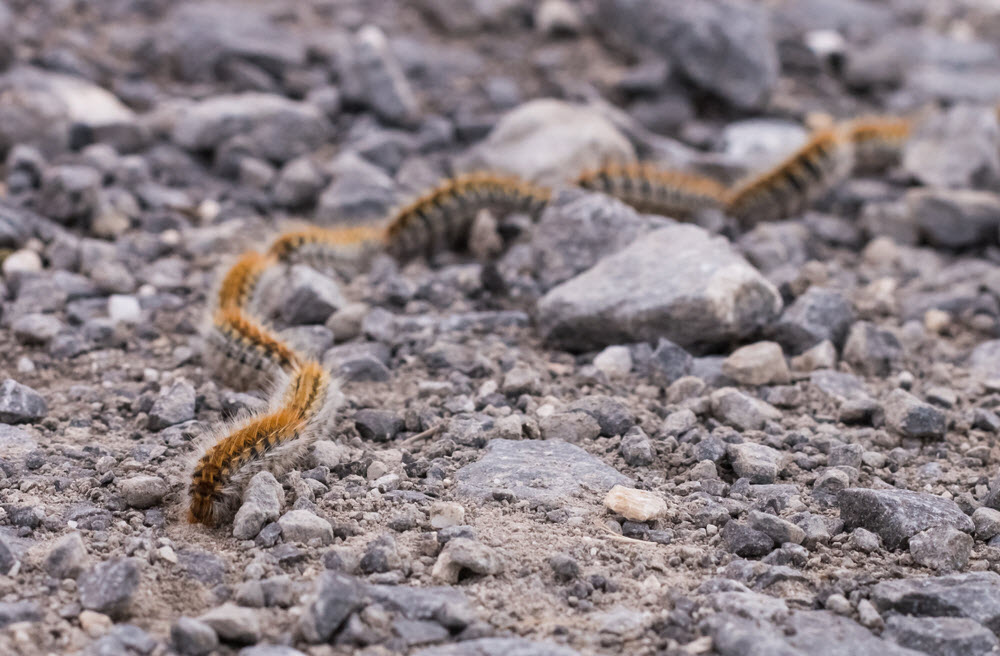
[277,509,333,545]
[885,615,998,656]
[838,488,974,550]
[872,572,1000,634]
[412,637,581,656]
[198,603,260,645]
[455,439,631,506]
[603,485,667,522]
[120,475,168,509]
[538,225,782,353]
[711,387,782,431]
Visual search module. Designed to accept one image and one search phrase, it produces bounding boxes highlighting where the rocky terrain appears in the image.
[4,0,1000,655]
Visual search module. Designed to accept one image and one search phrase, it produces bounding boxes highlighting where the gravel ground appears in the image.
[4,1,1000,655]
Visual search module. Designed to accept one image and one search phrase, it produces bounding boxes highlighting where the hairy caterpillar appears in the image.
[574,162,726,218]
[842,116,911,174]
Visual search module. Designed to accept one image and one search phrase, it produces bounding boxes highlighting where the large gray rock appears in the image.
[532,190,659,290]
[903,105,1000,189]
[594,0,778,110]
[459,99,634,187]
[79,557,141,620]
[232,471,283,540]
[537,225,782,353]
[300,572,366,643]
[316,152,397,223]
[160,3,307,83]
[455,439,631,506]
[907,188,1000,250]
[838,488,974,550]
[0,66,141,155]
[172,93,328,163]
[885,615,999,656]
[908,526,973,572]
[414,637,582,656]
[872,572,1000,634]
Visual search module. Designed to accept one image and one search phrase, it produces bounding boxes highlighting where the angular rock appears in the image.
[44,532,88,579]
[770,288,854,354]
[316,152,396,223]
[711,388,782,431]
[838,488,974,550]
[39,165,101,226]
[538,225,782,353]
[277,509,333,545]
[885,615,998,656]
[721,521,775,558]
[619,426,654,466]
[903,104,1000,189]
[339,25,421,127]
[12,313,64,345]
[728,442,782,484]
[171,617,219,656]
[460,99,633,187]
[538,412,601,443]
[431,537,502,583]
[0,379,47,424]
[301,572,365,643]
[722,342,790,386]
[973,507,1000,540]
[872,572,1000,634]
[909,526,973,572]
[233,471,283,540]
[594,0,779,110]
[842,321,903,377]
[79,557,141,620]
[604,485,667,522]
[568,395,634,437]
[455,439,631,505]
[969,340,1000,380]
[413,637,581,656]
[883,389,947,440]
[279,265,346,325]
[147,381,196,431]
[272,157,325,209]
[198,604,260,645]
[0,601,41,628]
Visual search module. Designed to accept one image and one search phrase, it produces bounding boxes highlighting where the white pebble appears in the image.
[2,249,42,275]
[108,294,142,324]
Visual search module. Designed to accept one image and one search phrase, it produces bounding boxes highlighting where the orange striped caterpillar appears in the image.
[724,128,852,226]
[842,116,911,174]
[574,162,726,218]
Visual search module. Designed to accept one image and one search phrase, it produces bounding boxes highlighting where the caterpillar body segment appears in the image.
[842,116,912,174]
[383,173,551,261]
[724,128,852,226]
[267,225,386,271]
[575,163,727,218]
[202,307,301,391]
[217,251,278,312]
[187,364,341,527]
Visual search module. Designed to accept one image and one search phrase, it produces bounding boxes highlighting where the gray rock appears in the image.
[272,157,325,209]
[721,521,775,558]
[729,443,782,486]
[838,488,974,550]
[171,618,218,656]
[770,288,853,354]
[828,443,864,469]
[161,4,306,83]
[198,604,260,645]
[619,426,654,466]
[280,265,346,325]
[637,338,694,386]
[173,93,327,163]
[79,557,141,620]
[339,25,420,127]
[568,395,634,437]
[324,342,392,382]
[0,423,36,458]
[501,365,541,396]
[354,409,403,442]
[45,533,87,579]
[239,647,307,656]
[531,190,655,289]
[722,341,790,386]
[903,104,1000,189]
[0,601,41,628]
[459,99,633,187]
[907,188,1000,250]
[812,469,851,507]
[233,471,283,541]
[872,572,1000,634]
[594,0,778,110]
[842,322,903,377]
[780,609,921,656]
[147,381,196,431]
[120,475,168,509]
[711,388,782,431]
[909,526,973,572]
[883,389,947,440]
[0,379,47,424]
[748,510,805,545]
[432,537,503,583]
[12,313,64,345]
[538,412,601,443]
[885,615,998,656]
[277,509,333,545]
[413,637,581,656]
[968,340,1000,380]
[38,165,101,226]
[973,507,1000,540]
[0,534,14,575]
[316,152,397,223]
[301,571,365,643]
[455,439,631,505]
[849,528,881,553]
[538,225,782,353]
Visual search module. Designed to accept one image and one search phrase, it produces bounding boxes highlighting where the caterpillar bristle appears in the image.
[383,172,551,261]
[575,162,726,218]
[202,308,301,391]
[267,225,386,271]
[724,128,851,226]
[217,251,278,312]
[842,116,912,174]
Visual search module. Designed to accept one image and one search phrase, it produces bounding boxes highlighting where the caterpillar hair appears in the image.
[267,225,386,271]
[724,128,851,226]
[575,162,726,218]
[202,307,302,391]
[383,172,551,261]
[217,251,278,313]
[187,362,341,526]
[842,116,911,174]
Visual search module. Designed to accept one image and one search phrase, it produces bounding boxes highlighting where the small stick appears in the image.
[400,423,443,446]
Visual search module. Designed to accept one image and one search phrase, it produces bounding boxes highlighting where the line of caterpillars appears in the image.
[188,116,911,527]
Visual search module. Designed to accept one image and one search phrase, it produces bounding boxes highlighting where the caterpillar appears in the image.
[724,128,852,226]
[574,162,726,218]
[188,113,914,526]
[842,116,912,174]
